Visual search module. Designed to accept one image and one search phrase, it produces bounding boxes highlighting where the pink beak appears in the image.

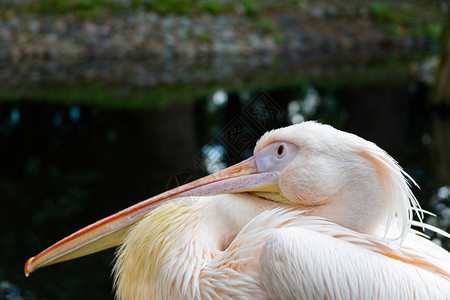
[25,155,280,276]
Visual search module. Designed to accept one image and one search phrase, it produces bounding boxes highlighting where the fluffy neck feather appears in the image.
[359,144,422,242]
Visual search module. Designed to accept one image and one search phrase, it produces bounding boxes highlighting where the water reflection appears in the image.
[1,82,449,299]
[428,110,450,250]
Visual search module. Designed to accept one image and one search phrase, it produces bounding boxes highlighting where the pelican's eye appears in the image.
[255,142,298,172]
[276,144,286,158]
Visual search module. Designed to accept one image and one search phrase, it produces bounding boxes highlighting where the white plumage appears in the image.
[113,193,450,299]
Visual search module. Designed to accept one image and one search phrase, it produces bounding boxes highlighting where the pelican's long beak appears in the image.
[25,154,280,276]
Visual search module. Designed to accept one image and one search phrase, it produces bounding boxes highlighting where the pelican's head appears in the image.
[25,121,420,275]
[251,121,420,237]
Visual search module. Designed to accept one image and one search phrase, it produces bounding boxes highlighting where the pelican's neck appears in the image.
[113,193,279,299]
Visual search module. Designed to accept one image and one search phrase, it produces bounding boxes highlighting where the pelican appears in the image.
[25,121,450,299]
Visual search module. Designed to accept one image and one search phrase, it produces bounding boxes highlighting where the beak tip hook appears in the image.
[24,257,35,277]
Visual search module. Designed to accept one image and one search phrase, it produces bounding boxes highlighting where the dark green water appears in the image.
[1,76,450,299]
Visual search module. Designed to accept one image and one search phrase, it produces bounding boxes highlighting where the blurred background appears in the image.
[1,0,450,298]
